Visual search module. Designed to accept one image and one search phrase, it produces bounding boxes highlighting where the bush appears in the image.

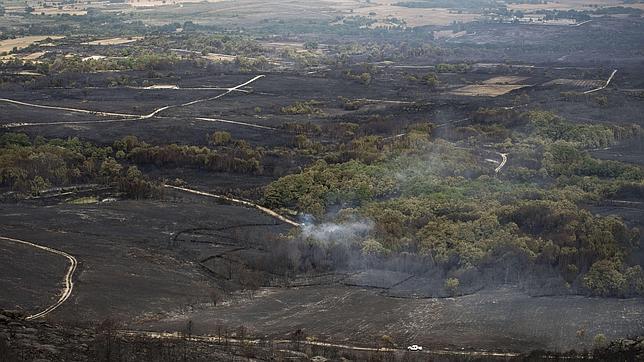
[210,131,232,145]
[281,100,323,115]
[445,278,460,296]
[593,334,607,348]
[583,259,627,297]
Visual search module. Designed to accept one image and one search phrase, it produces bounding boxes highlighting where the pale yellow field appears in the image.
[82,37,144,46]
[433,30,467,40]
[0,36,64,53]
[482,76,529,85]
[127,0,227,7]
[21,51,47,61]
[542,78,605,88]
[203,53,237,62]
[263,42,306,50]
[34,7,87,16]
[508,0,627,11]
[451,84,529,97]
[82,55,107,61]
[353,3,480,27]
[0,51,45,62]
[5,0,92,15]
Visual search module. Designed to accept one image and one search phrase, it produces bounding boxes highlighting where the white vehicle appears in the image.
[407,345,423,351]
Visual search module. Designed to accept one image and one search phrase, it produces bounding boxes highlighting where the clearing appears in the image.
[82,37,144,46]
[450,84,530,97]
[0,36,64,53]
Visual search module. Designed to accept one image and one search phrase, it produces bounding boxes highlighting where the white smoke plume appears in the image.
[300,216,374,246]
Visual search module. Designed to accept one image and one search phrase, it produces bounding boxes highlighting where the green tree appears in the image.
[100,158,122,180]
[445,278,460,296]
[583,259,626,296]
[421,72,439,88]
[210,131,232,145]
[593,334,607,348]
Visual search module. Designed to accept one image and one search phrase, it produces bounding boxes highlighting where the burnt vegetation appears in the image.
[1,0,644,359]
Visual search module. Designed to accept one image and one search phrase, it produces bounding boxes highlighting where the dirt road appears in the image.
[164,184,300,227]
[0,97,140,118]
[0,236,77,320]
[195,117,277,130]
[120,329,521,358]
[584,69,617,94]
[140,75,265,119]
[1,75,266,128]
[495,153,508,173]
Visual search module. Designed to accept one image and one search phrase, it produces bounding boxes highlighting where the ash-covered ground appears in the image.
[1,195,642,353]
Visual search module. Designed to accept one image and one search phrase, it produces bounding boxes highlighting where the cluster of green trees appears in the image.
[142,34,264,57]
[524,111,639,149]
[45,53,181,74]
[263,111,643,297]
[0,52,186,78]
[331,41,442,63]
[394,0,496,9]
[263,135,483,215]
[343,70,372,85]
[264,159,395,216]
[278,47,321,68]
[0,132,280,198]
[405,72,440,88]
[0,133,159,198]
[114,135,263,175]
[454,109,641,181]
[543,141,642,179]
[535,9,592,22]
[435,63,470,73]
[280,100,324,115]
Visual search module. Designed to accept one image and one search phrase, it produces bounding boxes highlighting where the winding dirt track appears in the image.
[140,75,265,119]
[1,75,266,128]
[164,184,301,227]
[584,69,617,94]
[495,153,508,173]
[120,330,520,358]
[0,98,140,118]
[195,117,277,130]
[0,236,77,320]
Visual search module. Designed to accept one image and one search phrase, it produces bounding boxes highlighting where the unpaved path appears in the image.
[140,75,265,119]
[164,185,300,227]
[0,98,140,118]
[584,69,617,94]
[1,75,265,128]
[495,153,508,173]
[0,236,77,320]
[120,330,520,358]
[195,117,277,130]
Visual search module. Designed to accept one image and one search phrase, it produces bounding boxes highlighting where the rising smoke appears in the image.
[300,215,374,246]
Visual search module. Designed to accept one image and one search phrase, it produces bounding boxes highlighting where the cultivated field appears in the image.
[482,76,530,85]
[353,3,480,27]
[508,0,636,12]
[450,84,530,97]
[0,2,643,360]
[82,37,144,46]
[127,0,227,7]
[0,35,63,53]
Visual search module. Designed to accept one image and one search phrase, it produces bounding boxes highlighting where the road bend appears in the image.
[0,236,77,320]
[584,69,617,94]
[0,75,265,126]
[495,153,508,173]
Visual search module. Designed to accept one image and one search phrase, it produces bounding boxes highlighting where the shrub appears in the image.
[445,278,460,296]
[210,131,232,145]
